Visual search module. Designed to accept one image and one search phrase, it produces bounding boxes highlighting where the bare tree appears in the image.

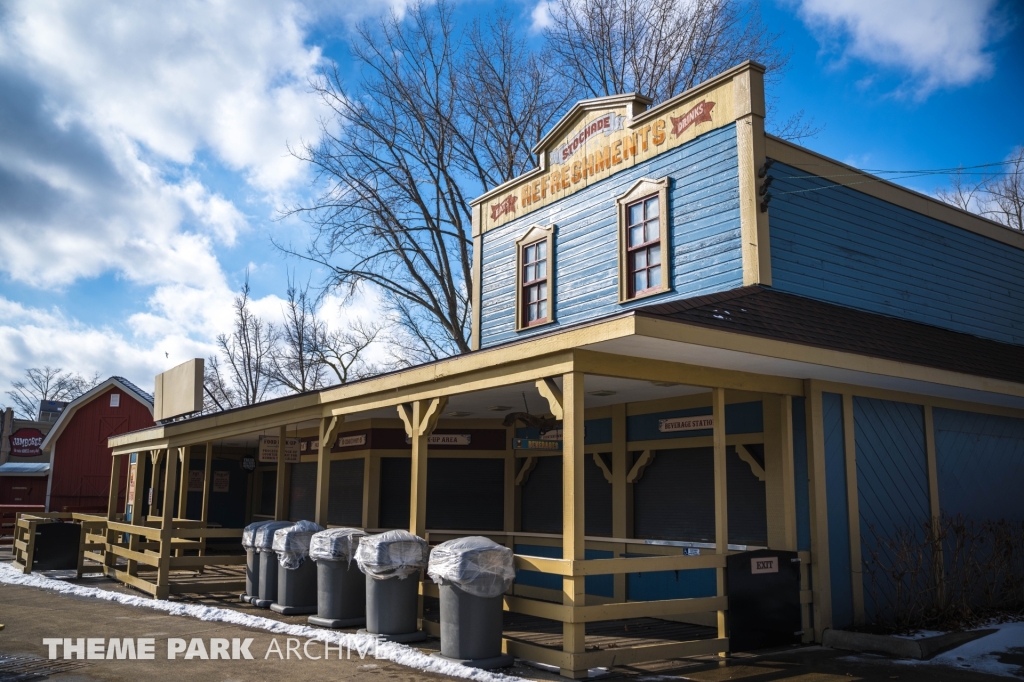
[203,356,237,412]
[937,146,1023,231]
[984,146,1024,231]
[544,0,786,103]
[215,277,277,406]
[5,367,100,419]
[461,9,574,186]
[269,280,328,394]
[313,318,388,385]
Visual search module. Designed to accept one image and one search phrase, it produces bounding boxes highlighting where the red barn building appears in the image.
[40,377,154,512]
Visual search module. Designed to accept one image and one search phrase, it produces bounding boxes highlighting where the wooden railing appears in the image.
[13,511,245,598]
[1,505,44,546]
[418,529,812,671]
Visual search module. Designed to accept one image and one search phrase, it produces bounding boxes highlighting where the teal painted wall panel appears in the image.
[479,125,741,347]
[934,408,1024,523]
[853,397,929,623]
[768,162,1024,345]
[823,392,853,629]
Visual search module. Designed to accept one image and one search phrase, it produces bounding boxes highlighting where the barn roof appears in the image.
[40,376,154,452]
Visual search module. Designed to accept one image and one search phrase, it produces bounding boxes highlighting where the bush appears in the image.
[862,515,1024,633]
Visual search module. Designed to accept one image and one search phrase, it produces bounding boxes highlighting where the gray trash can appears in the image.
[308,528,367,628]
[270,520,323,615]
[240,520,274,603]
[355,530,429,643]
[427,536,515,669]
[252,521,292,608]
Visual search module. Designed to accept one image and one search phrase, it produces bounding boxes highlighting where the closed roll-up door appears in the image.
[328,458,365,526]
[521,457,561,533]
[728,444,767,545]
[259,470,277,516]
[426,458,504,531]
[633,446,767,545]
[520,455,615,536]
[378,457,410,529]
[288,462,317,521]
[586,453,613,537]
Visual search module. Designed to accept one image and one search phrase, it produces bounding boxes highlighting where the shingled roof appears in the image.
[636,286,1024,385]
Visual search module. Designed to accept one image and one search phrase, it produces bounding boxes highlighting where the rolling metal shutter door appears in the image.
[633,446,767,545]
[426,458,504,531]
[587,453,613,537]
[520,455,614,536]
[259,470,277,516]
[521,457,561,533]
[328,458,365,526]
[378,457,410,529]
[288,462,317,521]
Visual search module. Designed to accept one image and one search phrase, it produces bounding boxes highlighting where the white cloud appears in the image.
[530,1,556,33]
[0,0,412,400]
[794,0,1003,97]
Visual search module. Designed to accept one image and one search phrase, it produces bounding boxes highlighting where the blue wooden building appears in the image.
[103,61,1023,676]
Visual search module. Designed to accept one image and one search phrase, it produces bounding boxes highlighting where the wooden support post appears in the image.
[156,446,179,599]
[148,449,164,518]
[316,417,344,526]
[398,397,446,537]
[561,372,586,678]
[274,425,287,521]
[843,394,865,625]
[102,454,122,574]
[504,424,515,536]
[779,396,798,551]
[611,402,628,602]
[127,453,147,576]
[805,381,833,638]
[199,442,213,556]
[177,446,191,520]
[712,387,728,655]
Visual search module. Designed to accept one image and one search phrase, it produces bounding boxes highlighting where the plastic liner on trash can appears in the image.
[270,520,323,615]
[272,519,323,569]
[355,529,429,580]
[356,530,429,643]
[240,520,275,603]
[427,537,515,669]
[308,528,367,629]
[252,521,293,608]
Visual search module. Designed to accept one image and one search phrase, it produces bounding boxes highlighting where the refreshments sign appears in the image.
[658,416,714,433]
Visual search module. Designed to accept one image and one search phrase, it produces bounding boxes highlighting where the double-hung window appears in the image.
[617,177,670,302]
[515,225,556,330]
[522,240,548,326]
[626,195,661,297]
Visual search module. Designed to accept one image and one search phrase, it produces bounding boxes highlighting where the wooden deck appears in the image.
[424,599,717,655]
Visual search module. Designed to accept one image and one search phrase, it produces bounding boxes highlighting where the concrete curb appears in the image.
[822,627,997,660]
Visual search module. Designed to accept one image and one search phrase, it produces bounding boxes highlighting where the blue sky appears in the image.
[0,0,1020,405]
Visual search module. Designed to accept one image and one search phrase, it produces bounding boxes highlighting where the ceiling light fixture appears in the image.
[488,405,513,411]
[445,411,472,417]
[650,381,680,388]
[587,390,617,397]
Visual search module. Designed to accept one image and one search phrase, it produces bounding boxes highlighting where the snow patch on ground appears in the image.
[842,622,1024,679]
[0,564,525,682]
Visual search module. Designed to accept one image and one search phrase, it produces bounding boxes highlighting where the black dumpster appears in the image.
[726,549,801,652]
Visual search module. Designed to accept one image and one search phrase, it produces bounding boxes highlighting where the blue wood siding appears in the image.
[853,397,929,623]
[934,408,1024,523]
[768,161,1024,345]
[514,545,614,596]
[823,392,853,629]
[479,125,741,347]
[792,397,812,552]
